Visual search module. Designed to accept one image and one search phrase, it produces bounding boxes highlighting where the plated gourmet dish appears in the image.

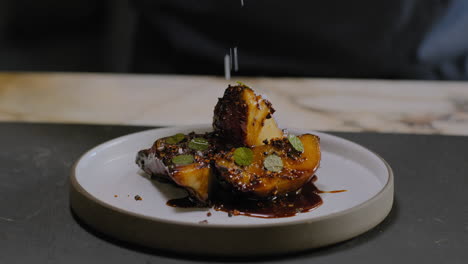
[136,83,322,218]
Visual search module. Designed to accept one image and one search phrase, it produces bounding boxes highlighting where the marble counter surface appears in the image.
[1,72,468,135]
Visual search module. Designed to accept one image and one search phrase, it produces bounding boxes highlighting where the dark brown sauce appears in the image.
[212,181,323,218]
[166,179,322,218]
[166,175,346,218]
[167,196,199,208]
[311,175,348,194]
[317,189,347,194]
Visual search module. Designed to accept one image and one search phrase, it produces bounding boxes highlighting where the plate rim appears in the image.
[70,125,394,229]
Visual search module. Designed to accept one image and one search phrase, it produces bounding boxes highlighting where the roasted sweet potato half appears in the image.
[170,164,212,203]
[136,132,219,204]
[214,134,320,198]
[213,84,283,147]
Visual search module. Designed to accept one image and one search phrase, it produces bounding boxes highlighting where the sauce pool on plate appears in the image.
[167,175,346,218]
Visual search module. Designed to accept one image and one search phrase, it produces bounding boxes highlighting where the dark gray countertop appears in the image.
[0,123,467,263]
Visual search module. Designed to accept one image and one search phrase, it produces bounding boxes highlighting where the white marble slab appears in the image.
[1,72,468,135]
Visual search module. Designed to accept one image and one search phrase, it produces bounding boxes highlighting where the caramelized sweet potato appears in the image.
[136,132,218,204]
[214,134,320,198]
[137,84,322,206]
[170,164,212,202]
[213,84,283,147]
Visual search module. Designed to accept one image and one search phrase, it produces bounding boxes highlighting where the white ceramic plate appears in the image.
[70,125,393,256]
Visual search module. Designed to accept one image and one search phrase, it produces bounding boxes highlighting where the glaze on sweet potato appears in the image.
[213,84,283,147]
[136,132,218,204]
[214,134,321,198]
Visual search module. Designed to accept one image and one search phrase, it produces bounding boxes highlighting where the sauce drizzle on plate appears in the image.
[167,175,346,218]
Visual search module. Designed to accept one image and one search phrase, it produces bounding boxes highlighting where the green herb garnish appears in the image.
[166,133,185,144]
[188,137,209,151]
[288,135,304,152]
[264,154,283,172]
[233,147,254,166]
[172,154,194,165]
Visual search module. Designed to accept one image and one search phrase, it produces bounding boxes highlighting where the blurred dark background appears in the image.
[0,0,467,79]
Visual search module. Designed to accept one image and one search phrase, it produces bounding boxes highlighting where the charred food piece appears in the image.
[213,83,283,147]
[214,134,321,198]
[136,132,218,203]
